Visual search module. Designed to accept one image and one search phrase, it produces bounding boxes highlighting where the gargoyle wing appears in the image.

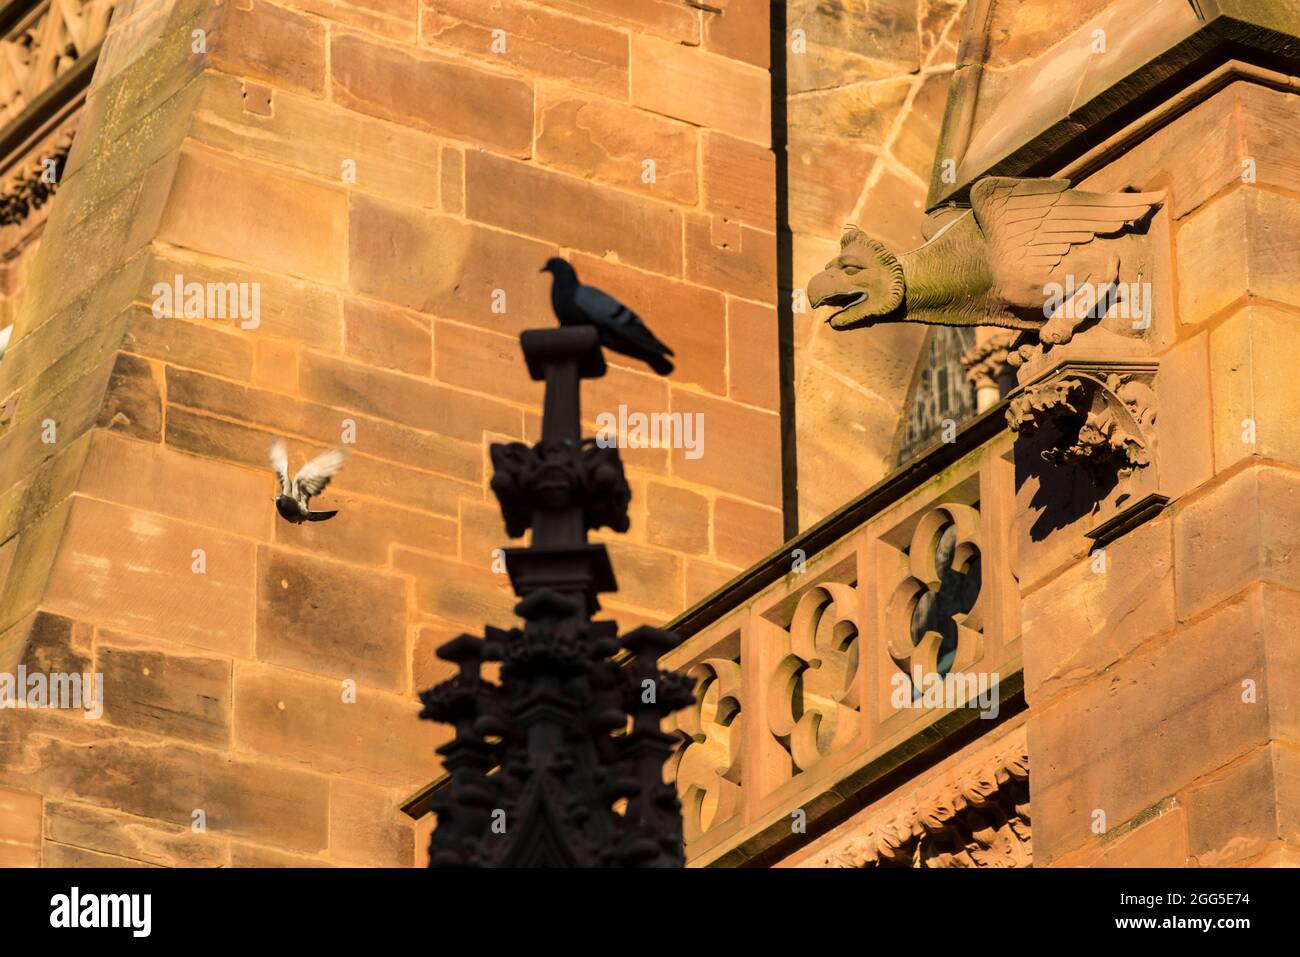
[970,177,1163,282]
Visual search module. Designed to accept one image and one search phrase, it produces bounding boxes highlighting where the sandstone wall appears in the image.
[0,0,783,866]
[786,0,967,526]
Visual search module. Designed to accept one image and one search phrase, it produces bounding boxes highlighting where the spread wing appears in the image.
[575,283,674,357]
[294,447,346,501]
[269,438,290,494]
[970,177,1164,281]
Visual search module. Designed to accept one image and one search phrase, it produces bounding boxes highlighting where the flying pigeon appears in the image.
[269,438,346,524]
[540,258,674,375]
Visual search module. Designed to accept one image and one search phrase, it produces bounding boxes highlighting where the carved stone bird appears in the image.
[540,257,674,375]
[807,177,1164,346]
[269,438,346,524]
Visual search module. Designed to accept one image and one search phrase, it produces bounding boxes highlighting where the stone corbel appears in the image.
[1008,360,1166,545]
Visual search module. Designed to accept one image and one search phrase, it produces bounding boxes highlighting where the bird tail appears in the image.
[648,353,674,376]
[305,509,339,522]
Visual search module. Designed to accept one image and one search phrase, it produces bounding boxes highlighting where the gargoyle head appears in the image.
[807,228,905,329]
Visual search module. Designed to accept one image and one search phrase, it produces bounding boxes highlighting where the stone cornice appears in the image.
[797,727,1030,868]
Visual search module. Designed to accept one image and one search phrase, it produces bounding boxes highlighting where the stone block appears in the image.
[630,35,770,145]
[713,495,783,567]
[464,150,683,276]
[328,779,415,866]
[256,545,406,688]
[535,86,698,205]
[344,297,432,376]
[421,0,627,97]
[97,634,232,748]
[44,497,255,657]
[233,662,442,787]
[1209,305,1300,473]
[331,31,533,156]
[646,483,709,554]
[157,144,347,285]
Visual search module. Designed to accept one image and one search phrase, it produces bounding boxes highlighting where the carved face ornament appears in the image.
[806,228,906,329]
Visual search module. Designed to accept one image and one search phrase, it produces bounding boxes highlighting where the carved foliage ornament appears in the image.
[813,740,1030,869]
[489,437,631,538]
[1006,371,1156,483]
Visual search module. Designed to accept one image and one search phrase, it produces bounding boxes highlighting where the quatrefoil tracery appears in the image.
[886,504,984,695]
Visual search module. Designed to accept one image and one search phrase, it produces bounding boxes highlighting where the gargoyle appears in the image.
[806,177,1163,346]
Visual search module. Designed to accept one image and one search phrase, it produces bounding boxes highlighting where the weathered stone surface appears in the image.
[646,483,709,554]
[1029,591,1269,864]
[1173,467,1300,622]
[329,778,415,866]
[164,364,482,485]
[669,388,782,507]
[704,0,769,68]
[535,87,698,205]
[421,0,627,97]
[256,545,407,689]
[1179,187,1300,324]
[413,560,516,628]
[714,496,784,567]
[0,610,92,678]
[684,213,776,303]
[1183,746,1291,866]
[465,151,683,276]
[1210,305,1300,473]
[210,1,327,97]
[298,350,521,443]
[331,32,533,156]
[600,539,682,614]
[631,35,770,145]
[347,192,552,329]
[192,73,439,208]
[685,558,740,605]
[726,298,779,411]
[158,145,347,285]
[96,633,229,744]
[43,799,227,867]
[0,785,42,867]
[233,662,441,787]
[1057,800,1189,867]
[546,0,696,41]
[229,842,333,866]
[0,710,330,852]
[273,493,457,569]
[44,497,255,657]
[892,72,954,183]
[122,306,255,382]
[1022,516,1175,704]
[81,430,272,540]
[143,251,343,351]
[702,131,775,229]
[282,0,416,42]
[97,352,162,441]
[344,297,432,376]
[433,321,541,408]
[165,407,478,516]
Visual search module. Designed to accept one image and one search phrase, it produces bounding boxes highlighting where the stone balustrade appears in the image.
[663,410,1022,866]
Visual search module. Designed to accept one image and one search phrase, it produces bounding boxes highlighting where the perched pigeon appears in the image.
[540,258,674,375]
[269,438,346,524]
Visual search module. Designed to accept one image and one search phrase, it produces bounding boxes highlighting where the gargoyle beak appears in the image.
[807,269,866,318]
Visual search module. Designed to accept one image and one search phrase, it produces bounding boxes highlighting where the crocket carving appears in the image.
[807,177,1164,347]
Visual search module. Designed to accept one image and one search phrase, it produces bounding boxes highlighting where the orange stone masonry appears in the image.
[0,0,781,866]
